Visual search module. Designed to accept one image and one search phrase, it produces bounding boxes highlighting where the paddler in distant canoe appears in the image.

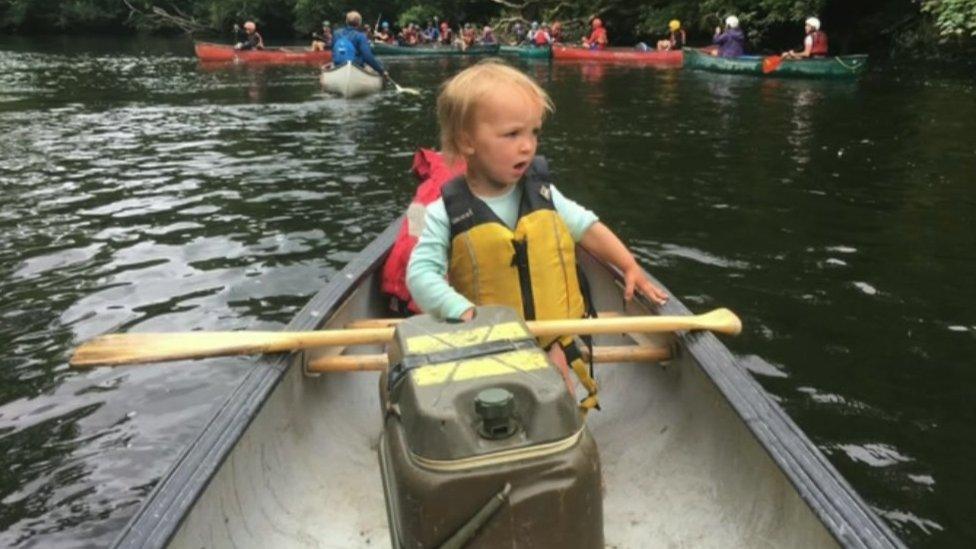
[332,11,389,79]
[656,19,686,51]
[311,20,332,51]
[782,17,829,59]
[233,21,264,51]
[582,18,608,50]
[712,15,745,57]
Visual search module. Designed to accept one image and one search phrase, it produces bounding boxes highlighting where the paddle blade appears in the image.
[395,84,421,96]
[694,307,742,335]
[762,55,783,74]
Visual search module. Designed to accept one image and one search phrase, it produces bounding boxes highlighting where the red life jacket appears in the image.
[380,149,466,314]
[533,30,549,46]
[810,30,828,57]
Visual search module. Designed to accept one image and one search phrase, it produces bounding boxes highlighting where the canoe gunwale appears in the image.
[110,220,402,548]
[112,218,904,548]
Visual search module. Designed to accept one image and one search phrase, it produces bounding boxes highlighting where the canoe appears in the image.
[499,45,552,59]
[194,41,333,64]
[553,45,683,66]
[372,42,501,56]
[320,62,384,98]
[109,217,904,548]
[683,48,868,78]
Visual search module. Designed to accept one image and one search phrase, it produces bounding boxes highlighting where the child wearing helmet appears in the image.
[782,17,828,59]
[713,15,745,57]
[656,19,685,51]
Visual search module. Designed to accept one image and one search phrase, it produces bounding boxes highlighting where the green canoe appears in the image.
[683,48,867,78]
[499,45,552,59]
[372,43,501,56]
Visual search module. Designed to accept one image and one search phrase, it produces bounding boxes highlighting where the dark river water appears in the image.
[0,36,974,547]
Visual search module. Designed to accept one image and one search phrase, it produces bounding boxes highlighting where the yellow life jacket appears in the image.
[442,157,585,330]
[443,158,600,413]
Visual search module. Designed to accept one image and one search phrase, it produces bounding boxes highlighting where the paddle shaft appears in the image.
[70,308,740,367]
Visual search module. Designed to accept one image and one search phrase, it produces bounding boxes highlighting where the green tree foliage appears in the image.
[1,0,974,56]
[922,0,976,38]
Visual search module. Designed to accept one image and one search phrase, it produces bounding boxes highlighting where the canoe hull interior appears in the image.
[115,220,901,548]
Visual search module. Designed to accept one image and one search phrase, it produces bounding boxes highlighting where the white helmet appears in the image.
[805,17,821,30]
[725,15,739,29]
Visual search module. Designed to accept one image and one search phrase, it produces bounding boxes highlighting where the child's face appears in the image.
[461,89,543,190]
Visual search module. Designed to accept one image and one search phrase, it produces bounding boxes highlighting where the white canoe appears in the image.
[320,62,384,98]
[110,218,904,548]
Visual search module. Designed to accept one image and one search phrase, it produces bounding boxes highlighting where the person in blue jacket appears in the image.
[713,15,745,57]
[332,11,388,78]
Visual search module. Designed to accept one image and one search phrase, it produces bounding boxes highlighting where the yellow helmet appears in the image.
[669,19,681,31]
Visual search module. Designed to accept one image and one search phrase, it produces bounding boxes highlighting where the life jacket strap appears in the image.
[558,336,600,414]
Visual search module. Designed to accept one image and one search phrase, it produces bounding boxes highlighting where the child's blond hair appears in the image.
[437,59,554,160]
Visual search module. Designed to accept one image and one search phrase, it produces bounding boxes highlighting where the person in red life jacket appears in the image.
[782,17,828,59]
[381,149,466,315]
[375,21,396,44]
[533,23,552,46]
[439,21,454,46]
[582,18,608,50]
[234,21,264,50]
[550,21,564,44]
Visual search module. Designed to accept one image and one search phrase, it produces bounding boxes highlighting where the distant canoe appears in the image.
[372,43,500,56]
[683,48,868,78]
[552,45,683,66]
[194,42,332,64]
[499,45,552,59]
[320,62,384,98]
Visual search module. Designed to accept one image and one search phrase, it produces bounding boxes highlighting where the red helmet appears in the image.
[592,18,603,28]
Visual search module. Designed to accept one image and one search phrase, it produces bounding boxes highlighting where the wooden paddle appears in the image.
[69,308,741,368]
[386,75,421,95]
[762,55,784,74]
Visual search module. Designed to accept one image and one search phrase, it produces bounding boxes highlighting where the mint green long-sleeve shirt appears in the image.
[406,182,599,320]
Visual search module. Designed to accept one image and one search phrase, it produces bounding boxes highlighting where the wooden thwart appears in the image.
[307,344,672,373]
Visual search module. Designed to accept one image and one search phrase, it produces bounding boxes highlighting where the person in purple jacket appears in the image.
[713,15,745,58]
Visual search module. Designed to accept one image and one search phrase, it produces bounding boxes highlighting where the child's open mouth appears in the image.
[513,161,528,171]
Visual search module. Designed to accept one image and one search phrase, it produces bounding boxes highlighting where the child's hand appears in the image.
[459,308,475,322]
[623,266,668,306]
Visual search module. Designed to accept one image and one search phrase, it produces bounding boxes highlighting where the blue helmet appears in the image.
[382,21,389,28]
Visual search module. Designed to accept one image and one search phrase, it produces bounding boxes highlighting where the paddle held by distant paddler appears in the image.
[69,308,742,368]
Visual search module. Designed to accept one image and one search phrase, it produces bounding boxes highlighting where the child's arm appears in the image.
[406,200,476,320]
[579,222,668,305]
[550,185,667,306]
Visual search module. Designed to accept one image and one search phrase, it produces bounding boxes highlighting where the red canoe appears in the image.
[194,42,333,64]
[552,45,683,66]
